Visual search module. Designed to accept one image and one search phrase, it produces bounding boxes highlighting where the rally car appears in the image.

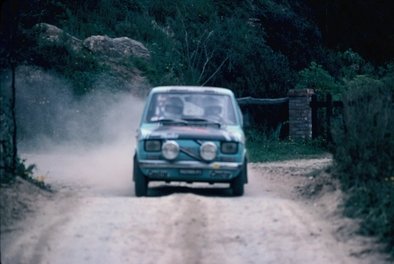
[133,86,248,196]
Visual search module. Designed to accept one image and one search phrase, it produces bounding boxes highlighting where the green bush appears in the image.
[333,76,393,184]
[296,61,343,97]
[343,181,394,256]
[50,0,296,98]
[332,76,394,255]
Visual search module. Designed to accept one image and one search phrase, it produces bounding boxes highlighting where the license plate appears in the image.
[180,169,202,175]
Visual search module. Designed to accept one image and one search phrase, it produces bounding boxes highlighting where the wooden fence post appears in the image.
[288,89,314,140]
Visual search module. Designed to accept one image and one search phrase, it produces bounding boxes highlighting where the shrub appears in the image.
[344,181,394,254]
[332,76,393,185]
[332,75,394,255]
[296,61,343,97]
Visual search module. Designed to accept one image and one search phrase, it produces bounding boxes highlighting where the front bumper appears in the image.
[138,160,243,182]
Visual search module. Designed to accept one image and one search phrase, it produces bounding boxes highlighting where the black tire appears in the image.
[133,156,148,197]
[231,162,246,196]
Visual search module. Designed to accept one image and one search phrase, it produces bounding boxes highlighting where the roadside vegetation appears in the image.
[331,77,394,256]
[1,0,393,258]
[245,128,328,162]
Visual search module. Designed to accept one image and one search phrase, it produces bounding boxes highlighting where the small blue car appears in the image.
[133,86,248,196]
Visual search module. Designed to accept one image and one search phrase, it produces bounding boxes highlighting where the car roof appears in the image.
[149,86,235,96]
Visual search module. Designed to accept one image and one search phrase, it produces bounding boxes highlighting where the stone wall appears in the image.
[288,89,314,140]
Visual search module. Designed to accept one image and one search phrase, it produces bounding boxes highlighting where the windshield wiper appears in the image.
[181,118,221,127]
[153,118,188,125]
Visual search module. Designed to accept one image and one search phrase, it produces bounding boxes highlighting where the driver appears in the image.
[204,97,223,121]
[163,96,184,118]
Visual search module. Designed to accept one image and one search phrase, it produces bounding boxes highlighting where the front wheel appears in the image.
[133,156,148,197]
[231,162,247,196]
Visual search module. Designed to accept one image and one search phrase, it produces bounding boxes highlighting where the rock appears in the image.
[83,35,150,59]
[28,23,150,92]
[32,23,83,53]
[32,23,150,60]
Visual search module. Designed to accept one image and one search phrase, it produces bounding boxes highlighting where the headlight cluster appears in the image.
[144,140,161,152]
[145,140,180,160]
[145,139,238,161]
[199,142,238,161]
[221,142,238,154]
[162,140,179,160]
[200,142,217,161]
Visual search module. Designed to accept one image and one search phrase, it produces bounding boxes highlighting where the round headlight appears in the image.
[162,141,179,160]
[200,142,217,161]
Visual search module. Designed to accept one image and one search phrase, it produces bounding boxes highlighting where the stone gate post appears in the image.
[288,89,314,140]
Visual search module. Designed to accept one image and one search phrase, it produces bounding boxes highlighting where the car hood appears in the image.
[139,124,244,143]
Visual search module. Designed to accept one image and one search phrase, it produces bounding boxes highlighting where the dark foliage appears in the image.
[2,0,394,95]
[251,0,323,70]
[333,77,393,184]
[332,76,394,255]
[343,181,394,256]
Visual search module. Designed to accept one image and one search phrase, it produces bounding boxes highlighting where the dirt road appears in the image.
[1,146,388,264]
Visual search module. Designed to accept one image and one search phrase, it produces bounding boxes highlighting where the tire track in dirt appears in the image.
[2,159,390,264]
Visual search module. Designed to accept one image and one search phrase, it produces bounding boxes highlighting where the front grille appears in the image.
[219,156,237,162]
[179,146,201,161]
[146,154,161,160]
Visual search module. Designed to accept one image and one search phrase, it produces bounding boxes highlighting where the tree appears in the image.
[0,0,27,180]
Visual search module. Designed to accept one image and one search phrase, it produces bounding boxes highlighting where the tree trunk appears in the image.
[11,63,17,176]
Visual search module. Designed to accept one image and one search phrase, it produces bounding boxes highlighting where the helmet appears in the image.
[164,97,184,116]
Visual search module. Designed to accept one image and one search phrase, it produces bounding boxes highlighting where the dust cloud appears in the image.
[1,66,145,196]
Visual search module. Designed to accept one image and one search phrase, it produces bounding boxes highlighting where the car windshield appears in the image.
[145,92,238,125]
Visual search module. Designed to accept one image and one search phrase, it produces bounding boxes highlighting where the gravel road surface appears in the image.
[1,146,388,264]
